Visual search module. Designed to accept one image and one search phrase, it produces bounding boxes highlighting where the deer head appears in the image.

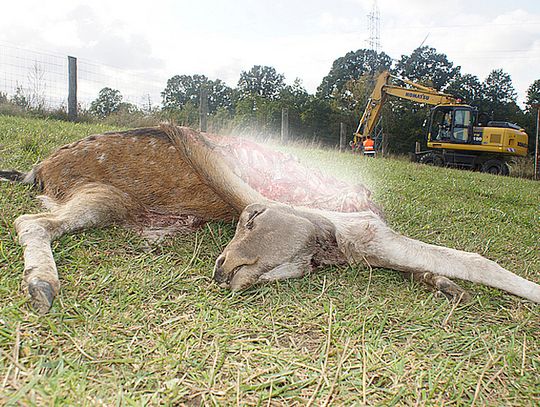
[165,126,343,290]
[213,202,319,289]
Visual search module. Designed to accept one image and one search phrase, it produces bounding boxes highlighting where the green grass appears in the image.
[0,115,539,405]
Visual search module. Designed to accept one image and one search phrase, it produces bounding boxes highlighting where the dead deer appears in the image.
[1,126,538,315]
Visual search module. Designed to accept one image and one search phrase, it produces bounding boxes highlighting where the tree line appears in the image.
[89,46,540,154]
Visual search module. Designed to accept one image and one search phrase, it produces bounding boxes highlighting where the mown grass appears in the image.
[0,115,538,405]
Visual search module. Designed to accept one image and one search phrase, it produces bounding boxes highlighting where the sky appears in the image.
[1,0,539,106]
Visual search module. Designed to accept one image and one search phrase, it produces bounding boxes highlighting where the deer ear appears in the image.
[245,208,266,229]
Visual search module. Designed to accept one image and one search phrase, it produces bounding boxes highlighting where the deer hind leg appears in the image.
[15,183,137,314]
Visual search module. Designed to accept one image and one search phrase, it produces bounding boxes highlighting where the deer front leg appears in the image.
[257,262,310,284]
[339,214,540,303]
[401,271,471,302]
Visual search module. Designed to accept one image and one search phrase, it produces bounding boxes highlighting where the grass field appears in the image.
[0,115,539,406]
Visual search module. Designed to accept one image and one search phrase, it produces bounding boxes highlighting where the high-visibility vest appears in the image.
[363,138,374,151]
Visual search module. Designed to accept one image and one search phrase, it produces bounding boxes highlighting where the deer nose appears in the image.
[213,254,228,285]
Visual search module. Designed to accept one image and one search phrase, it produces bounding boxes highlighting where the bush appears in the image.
[510,156,536,179]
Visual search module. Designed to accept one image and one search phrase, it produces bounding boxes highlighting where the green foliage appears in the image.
[524,80,540,153]
[384,99,428,153]
[208,106,234,133]
[237,65,286,100]
[276,79,311,139]
[317,49,392,99]
[338,74,378,118]
[231,94,280,135]
[395,46,460,90]
[300,97,347,144]
[161,101,199,127]
[525,79,540,109]
[482,69,517,107]
[445,74,483,105]
[11,85,30,109]
[477,69,524,128]
[90,87,123,118]
[117,102,139,114]
[161,74,233,113]
[143,49,537,152]
[280,78,310,109]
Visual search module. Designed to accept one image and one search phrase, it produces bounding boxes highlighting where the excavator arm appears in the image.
[354,71,459,143]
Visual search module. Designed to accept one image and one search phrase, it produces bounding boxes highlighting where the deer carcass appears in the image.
[2,125,539,314]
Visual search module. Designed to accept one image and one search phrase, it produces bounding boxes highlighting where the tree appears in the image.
[299,97,347,144]
[525,79,540,109]
[277,78,311,139]
[336,74,378,115]
[232,94,282,135]
[482,69,517,105]
[90,87,123,117]
[27,62,46,110]
[206,79,234,113]
[317,49,392,99]
[445,74,484,105]
[209,107,234,133]
[383,98,428,154]
[280,78,309,107]
[11,85,30,109]
[116,102,139,115]
[395,46,460,90]
[161,74,233,113]
[237,65,285,100]
[162,74,204,109]
[522,79,540,153]
[480,69,520,121]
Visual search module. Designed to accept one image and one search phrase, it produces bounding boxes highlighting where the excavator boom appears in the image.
[355,71,458,139]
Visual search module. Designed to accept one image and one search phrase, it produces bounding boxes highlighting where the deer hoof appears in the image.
[28,280,54,315]
[435,277,472,303]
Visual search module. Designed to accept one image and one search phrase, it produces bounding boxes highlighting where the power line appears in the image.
[383,21,540,31]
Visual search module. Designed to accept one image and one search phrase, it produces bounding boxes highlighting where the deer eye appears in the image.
[245,209,265,230]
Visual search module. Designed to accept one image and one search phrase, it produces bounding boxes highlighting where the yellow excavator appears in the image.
[353,71,529,175]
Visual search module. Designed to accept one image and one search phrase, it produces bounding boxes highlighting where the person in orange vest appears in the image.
[363,135,375,157]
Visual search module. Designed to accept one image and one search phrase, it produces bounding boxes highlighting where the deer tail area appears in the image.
[0,168,35,184]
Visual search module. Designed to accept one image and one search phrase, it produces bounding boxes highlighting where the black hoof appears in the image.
[437,280,472,303]
[28,280,54,315]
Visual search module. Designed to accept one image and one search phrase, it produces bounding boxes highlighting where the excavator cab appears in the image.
[428,105,476,144]
[423,104,527,174]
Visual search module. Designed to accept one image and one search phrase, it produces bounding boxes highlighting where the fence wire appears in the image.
[0,43,67,108]
[0,42,165,111]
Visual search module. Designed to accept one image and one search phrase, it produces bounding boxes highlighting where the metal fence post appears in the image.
[340,122,347,152]
[199,87,208,132]
[67,56,77,121]
[281,108,289,143]
[534,105,540,180]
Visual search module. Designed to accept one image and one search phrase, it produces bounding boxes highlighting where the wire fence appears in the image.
[0,42,165,111]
